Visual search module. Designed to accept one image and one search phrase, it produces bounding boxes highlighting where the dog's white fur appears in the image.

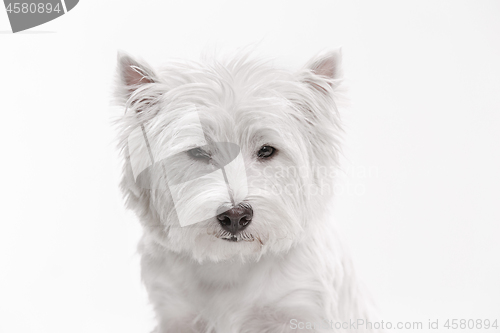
[115,50,376,332]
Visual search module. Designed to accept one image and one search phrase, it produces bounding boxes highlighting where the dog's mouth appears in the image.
[215,229,255,242]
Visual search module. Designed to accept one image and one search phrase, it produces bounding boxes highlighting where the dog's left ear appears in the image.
[115,52,157,107]
[304,49,343,92]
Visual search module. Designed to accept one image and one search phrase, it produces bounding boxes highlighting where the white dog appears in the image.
[115,50,377,332]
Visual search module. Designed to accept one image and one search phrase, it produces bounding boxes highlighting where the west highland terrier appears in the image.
[114,49,376,332]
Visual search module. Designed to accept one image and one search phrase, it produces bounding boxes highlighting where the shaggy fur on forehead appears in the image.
[116,51,343,177]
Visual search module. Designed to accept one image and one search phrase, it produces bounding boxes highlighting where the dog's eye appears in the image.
[257,145,276,159]
[187,147,211,160]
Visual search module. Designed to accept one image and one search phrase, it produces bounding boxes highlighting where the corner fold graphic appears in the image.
[4,0,79,33]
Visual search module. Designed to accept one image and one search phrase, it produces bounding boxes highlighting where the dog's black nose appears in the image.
[216,202,253,234]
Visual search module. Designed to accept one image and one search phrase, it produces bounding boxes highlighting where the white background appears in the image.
[1,1,499,332]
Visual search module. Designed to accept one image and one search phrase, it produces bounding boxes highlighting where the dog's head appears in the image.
[115,51,343,262]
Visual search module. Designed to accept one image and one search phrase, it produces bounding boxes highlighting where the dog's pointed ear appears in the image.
[116,52,157,103]
[304,49,343,92]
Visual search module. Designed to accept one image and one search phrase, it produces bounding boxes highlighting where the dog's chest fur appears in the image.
[139,221,363,333]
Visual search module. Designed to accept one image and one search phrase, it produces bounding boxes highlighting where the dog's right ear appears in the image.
[303,49,343,93]
[115,52,157,107]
